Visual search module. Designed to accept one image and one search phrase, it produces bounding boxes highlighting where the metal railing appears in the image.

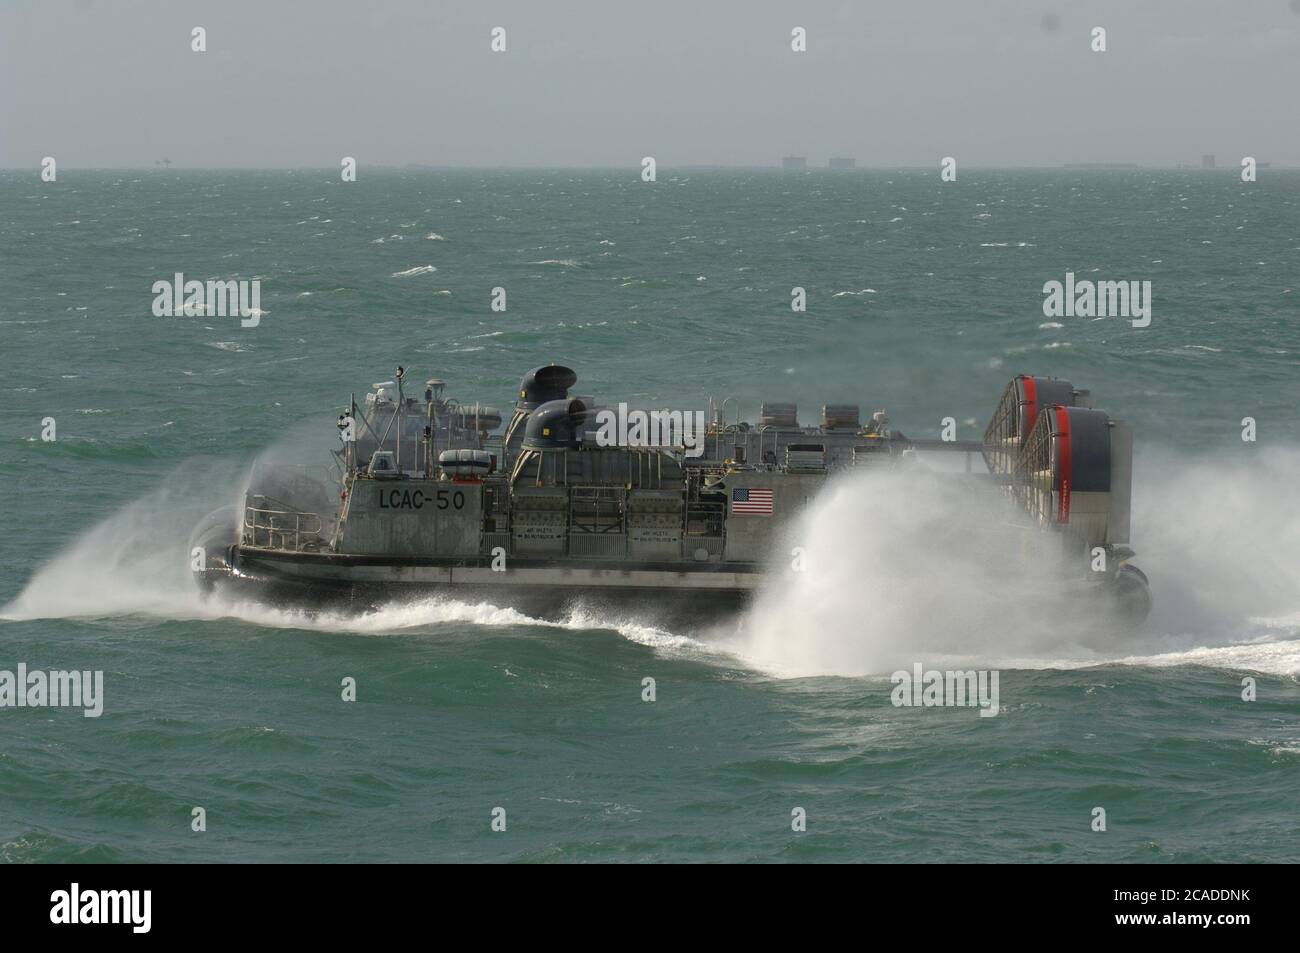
[242,498,324,552]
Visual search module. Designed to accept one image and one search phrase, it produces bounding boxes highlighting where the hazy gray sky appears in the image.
[3,0,1298,168]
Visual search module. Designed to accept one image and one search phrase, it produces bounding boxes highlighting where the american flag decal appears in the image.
[732,487,774,516]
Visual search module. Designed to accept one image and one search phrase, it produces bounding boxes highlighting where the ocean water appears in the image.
[1,168,1297,862]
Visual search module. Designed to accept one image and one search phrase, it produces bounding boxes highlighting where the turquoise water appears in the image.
[1,169,1298,862]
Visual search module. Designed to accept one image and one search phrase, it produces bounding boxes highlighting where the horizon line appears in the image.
[4,163,1297,172]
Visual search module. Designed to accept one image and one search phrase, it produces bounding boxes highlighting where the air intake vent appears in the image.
[760,402,798,428]
[821,404,860,430]
[786,443,826,472]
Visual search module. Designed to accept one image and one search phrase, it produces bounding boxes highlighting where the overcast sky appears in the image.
[3,0,1298,168]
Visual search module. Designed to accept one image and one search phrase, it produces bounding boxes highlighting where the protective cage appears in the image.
[982,375,1077,476]
[1016,404,1112,527]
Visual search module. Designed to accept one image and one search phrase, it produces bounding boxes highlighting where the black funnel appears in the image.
[516,364,578,410]
[522,399,589,451]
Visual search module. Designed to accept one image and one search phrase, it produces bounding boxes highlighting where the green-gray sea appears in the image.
[1,168,1297,862]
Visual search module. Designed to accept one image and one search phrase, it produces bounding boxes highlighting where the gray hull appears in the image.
[198,545,755,625]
